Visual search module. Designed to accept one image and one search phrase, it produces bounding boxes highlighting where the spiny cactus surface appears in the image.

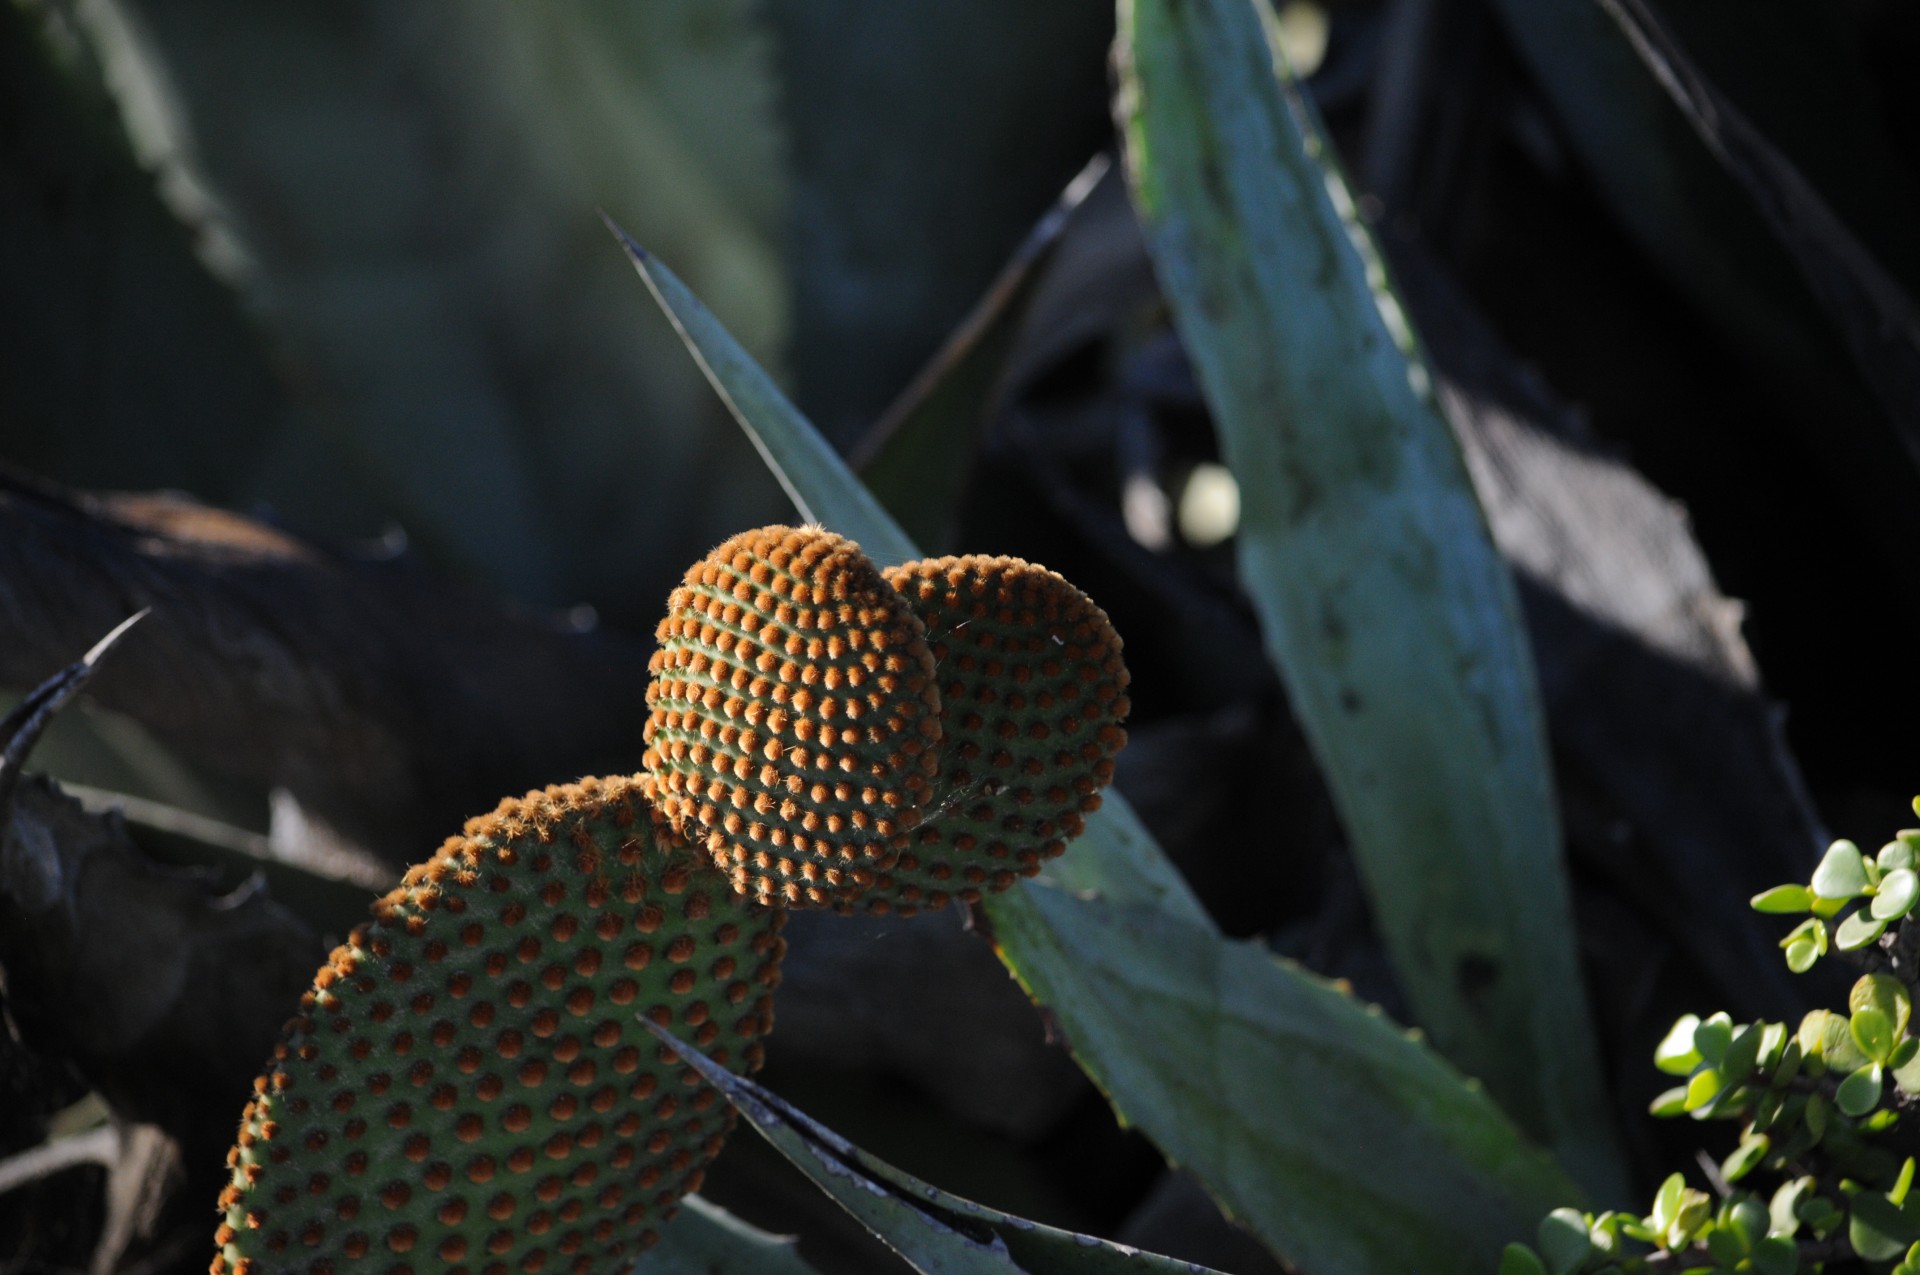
[870,556,1129,915]
[642,527,1129,916]
[213,776,783,1275]
[643,525,942,907]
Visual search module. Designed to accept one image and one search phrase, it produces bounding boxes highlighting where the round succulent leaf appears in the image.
[1784,931,1822,974]
[1838,909,1890,951]
[1896,1156,1917,1207]
[1875,869,1920,920]
[863,555,1129,915]
[1769,1176,1814,1237]
[1883,840,1919,873]
[1497,1244,1549,1275]
[1851,973,1912,1039]
[1683,1067,1726,1113]
[644,526,942,907]
[213,778,785,1275]
[1647,1173,1686,1234]
[1849,1190,1920,1262]
[1722,1133,1770,1184]
[1854,1008,1897,1066]
[1722,1023,1764,1082]
[1838,1064,1886,1117]
[1648,1085,1689,1118]
[1536,1207,1592,1274]
[1813,840,1871,900]
[1804,1009,1870,1072]
[1655,1014,1704,1075]
[1693,1013,1734,1068]
[1750,883,1812,914]
[1670,1187,1713,1248]
[1749,1235,1798,1275]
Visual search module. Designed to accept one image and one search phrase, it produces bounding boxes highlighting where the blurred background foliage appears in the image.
[7,0,1920,1270]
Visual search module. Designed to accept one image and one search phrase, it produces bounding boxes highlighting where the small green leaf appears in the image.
[1784,932,1822,972]
[1878,869,1920,920]
[1703,1222,1745,1265]
[1851,1191,1920,1262]
[1649,1173,1685,1232]
[1671,1188,1713,1248]
[1897,1045,1920,1095]
[1883,840,1918,873]
[1722,1023,1763,1081]
[1770,1176,1813,1236]
[1854,974,1914,1038]
[1649,1086,1689,1117]
[1770,1038,1805,1088]
[1897,1157,1917,1207]
[1813,840,1871,899]
[1684,1068,1726,1112]
[1838,909,1889,951]
[1838,1064,1886,1117]
[1854,1008,1898,1065]
[1499,1244,1551,1275]
[1806,1091,1831,1141]
[1538,1208,1593,1274]
[1722,1134,1770,1183]
[1749,1235,1797,1275]
[1727,1195,1770,1248]
[1655,1015,1704,1074]
[1694,1013,1735,1067]
[1751,883,1812,914]
[1895,1037,1920,1070]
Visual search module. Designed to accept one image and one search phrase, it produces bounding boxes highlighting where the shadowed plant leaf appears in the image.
[645,1017,1228,1275]
[641,1195,820,1275]
[996,887,1583,1275]
[1115,0,1621,1200]
[611,228,1586,1274]
[853,154,1113,552]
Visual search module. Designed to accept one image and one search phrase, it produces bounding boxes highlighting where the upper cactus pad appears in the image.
[869,556,1129,914]
[212,777,783,1275]
[643,526,942,907]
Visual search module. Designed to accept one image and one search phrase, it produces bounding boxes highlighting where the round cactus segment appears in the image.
[212,776,784,1275]
[871,556,1130,915]
[643,525,942,907]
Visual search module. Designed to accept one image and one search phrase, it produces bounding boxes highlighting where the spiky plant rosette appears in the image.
[870,555,1129,915]
[213,776,784,1275]
[642,525,943,907]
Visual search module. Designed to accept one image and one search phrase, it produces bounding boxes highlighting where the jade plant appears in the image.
[213,524,1128,1273]
[1502,803,1920,1275]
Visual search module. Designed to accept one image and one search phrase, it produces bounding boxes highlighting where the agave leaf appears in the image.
[647,1017,1231,1275]
[852,154,1113,552]
[638,1193,820,1275]
[1115,0,1620,1199]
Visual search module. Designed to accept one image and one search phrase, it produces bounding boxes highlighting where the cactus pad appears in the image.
[212,776,784,1275]
[644,526,942,907]
[869,556,1129,915]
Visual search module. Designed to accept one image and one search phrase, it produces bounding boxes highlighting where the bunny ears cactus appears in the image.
[213,526,1124,1273]
[643,527,1130,914]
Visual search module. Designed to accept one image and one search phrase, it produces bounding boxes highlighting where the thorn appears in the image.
[0,611,149,827]
[597,211,649,264]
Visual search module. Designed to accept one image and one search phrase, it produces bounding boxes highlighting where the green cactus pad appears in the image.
[868,556,1130,915]
[643,526,943,907]
[212,776,784,1275]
